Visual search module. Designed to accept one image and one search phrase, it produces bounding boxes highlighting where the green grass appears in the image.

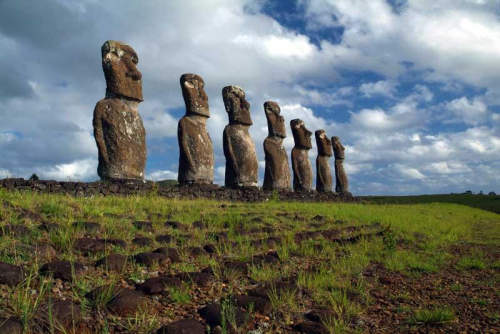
[364,193,500,214]
[0,188,499,333]
[408,307,456,326]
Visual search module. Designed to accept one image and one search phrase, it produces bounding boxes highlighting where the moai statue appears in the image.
[93,40,147,180]
[222,86,258,188]
[315,130,333,192]
[290,119,313,192]
[177,74,214,185]
[263,101,291,191]
[332,136,349,193]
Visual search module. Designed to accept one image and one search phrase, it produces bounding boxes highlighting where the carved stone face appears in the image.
[101,40,143,101]
[264,101,286,138]
[332,136,345,159]
[223,86,252,125]
[315,130,333,157]
[291,119,312,149]
[180,73,209,118]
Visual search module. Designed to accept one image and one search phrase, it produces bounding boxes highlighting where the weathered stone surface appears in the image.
[137,276,183,295]
[263,101,291,191]
[178,74,214,185]
[0,317,23,334]
[39,261,85,281]
[94,254,127,272]
[93,40,146,180]
[290,119,313,192]
[332,136,349,194]
[87,286,148,316]
[1,178,358,202]
[0,262,24,286]
[315,130,333,193]
[101,40,142,101]
[157,318,206,334]
[132,252,168,268]
[293,321,328,334]
[233,294,272,314]
[35,300,82,333]
[222,86,258,188]
[198,303,249,327]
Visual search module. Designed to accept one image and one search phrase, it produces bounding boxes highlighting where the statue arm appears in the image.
[223,130,239,179]
[178,120,195,170]
[93,105,109,165]
[291,150,302,185]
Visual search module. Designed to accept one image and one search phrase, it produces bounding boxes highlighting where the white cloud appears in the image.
[42,158,97,181]
[445,96,489,125]
[147,170,178,181]
[359,80,398,98]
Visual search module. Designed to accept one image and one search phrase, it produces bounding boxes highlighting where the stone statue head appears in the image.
[290,119,312,150]
[101,40,143,101]
[264,101,286,138]
[180,73,209,118]
[332,136,345,160]
[315,130,333,157]
[223,86,252,125]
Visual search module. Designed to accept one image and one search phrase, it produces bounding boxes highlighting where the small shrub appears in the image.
[408,307,455,326]
[457,256,486,270]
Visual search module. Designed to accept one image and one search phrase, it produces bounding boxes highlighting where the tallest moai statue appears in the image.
[93,40,147,180]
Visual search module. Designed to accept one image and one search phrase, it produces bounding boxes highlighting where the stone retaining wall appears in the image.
[0,178,358,203]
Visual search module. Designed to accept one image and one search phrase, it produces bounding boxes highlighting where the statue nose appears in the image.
[127,70,142,81]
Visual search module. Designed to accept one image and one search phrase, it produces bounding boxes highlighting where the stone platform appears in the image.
[0,178,357,203]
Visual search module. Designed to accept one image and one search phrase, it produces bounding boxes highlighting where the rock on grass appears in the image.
[157,318,205,334]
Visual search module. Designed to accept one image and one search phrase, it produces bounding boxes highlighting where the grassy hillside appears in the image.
[0,189,498,333]
[364,193,500,214]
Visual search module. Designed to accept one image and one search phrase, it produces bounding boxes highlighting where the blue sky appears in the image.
[1,0,500,195]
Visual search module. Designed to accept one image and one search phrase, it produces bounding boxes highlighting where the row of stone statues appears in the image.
[93,41,349,193]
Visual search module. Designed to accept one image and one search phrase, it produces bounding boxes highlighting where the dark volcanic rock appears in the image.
[332,136,349,194]
[0,317,23,334]
[93,40,146,180]
[224,260,249,274]
[74,238,108,254]
[305,309,335,323]
[39,261,85,281]
[198,303,249,327]
[132,236,153,247]
[154,247,181,263]
[176,272,213,287]
[103,238,127,248]
[137,276,183,295]
[165,221,187,230]
[18,243,56,260]
[87,286,148,316]
[222,86,258,188]
[0,262,24,286]
[132,221,154,232]
[178,73,214,185]
[290,119,313,192]
[263,101,291,191]
[192,220,206,229]
[35,300,82,333]
[315,130,333,193]
[155,234,174,244]
[72,221,100,232]
[94,254,127,272]
[252,251,280,265]
[187,246,207,258]
[157,318,205,334]
[234,294,271,314]
[0,224,31,237]
[132,252,168,267]
[293,321,328,334]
